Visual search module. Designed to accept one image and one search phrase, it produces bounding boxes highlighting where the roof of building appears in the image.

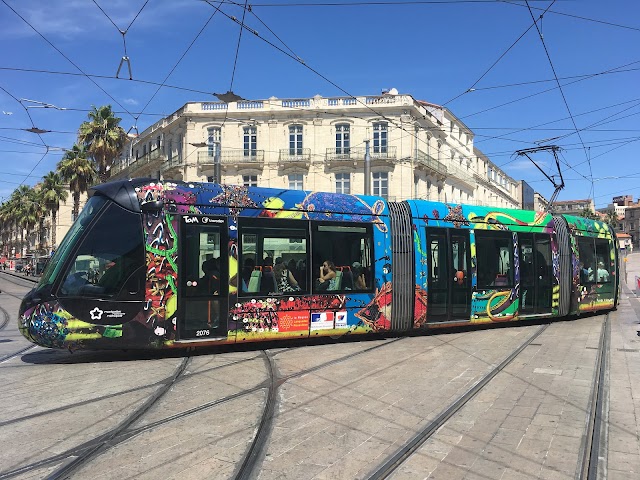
[617,233,632,238]
[553,199,592,205]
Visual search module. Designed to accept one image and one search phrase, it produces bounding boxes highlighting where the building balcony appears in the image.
[111,148,166,178]
[278,148,312,168]
[324,146,397,168]
[160,156,184,178]
[414,150,448,180]
[197,150,265,170]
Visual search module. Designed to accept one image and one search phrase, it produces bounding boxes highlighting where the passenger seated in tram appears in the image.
[199,258,220,295]
[273,257,300,293]
[241,257,255,290]
[579,261,593,283]
[597,262,609,282]
[316,260,337,291]
[351,262,367,290]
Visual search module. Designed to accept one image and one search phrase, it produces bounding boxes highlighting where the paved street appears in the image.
[0,258,639,479]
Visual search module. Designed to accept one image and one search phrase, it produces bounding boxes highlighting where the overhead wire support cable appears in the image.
[443,0,556,106]
[1,0,135,122]
[524,1,593,196]
[91,0,150,80]
[136,1,224,119]
[202,1,429,150]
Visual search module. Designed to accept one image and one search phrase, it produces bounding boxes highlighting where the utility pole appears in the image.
[364,139,371,195]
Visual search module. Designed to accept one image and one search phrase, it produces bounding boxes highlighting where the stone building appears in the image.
[111,91,521,208]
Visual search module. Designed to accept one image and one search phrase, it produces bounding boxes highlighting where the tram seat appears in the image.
[248,268,262,293]
[339,266,354,290]
[329,270,343,290]
[494,274,508,287]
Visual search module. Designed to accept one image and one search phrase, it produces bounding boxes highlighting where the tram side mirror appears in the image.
[140,200,164,212]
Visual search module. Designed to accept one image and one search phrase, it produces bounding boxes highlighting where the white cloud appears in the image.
[122,98,139,106]
[1,0,204,40]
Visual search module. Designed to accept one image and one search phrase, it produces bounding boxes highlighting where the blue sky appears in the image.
[1,0,638,209]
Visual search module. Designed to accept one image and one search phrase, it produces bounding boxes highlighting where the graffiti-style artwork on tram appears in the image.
[19,179,619,351]
[564,215,617,313]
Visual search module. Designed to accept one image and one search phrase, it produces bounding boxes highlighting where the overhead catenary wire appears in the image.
[0,0,136,122]
[443,0,556,106]
[525,1,593,197]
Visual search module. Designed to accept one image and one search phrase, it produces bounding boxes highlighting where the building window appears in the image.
[177,134,183,161]
[207,127,221,156]
[335,173,350,194]
[373,172,388,197]
[243,126,257,157]
[335,124,350,154]
[243,175,258,187]
[289,125,303,155]
[373,122,388,154]
[142,145,147,156]
[156,135,161,150]
[288,174,303,190]
[167,140,173,161]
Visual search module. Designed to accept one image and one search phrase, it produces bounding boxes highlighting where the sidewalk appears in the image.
[608,251,640,479]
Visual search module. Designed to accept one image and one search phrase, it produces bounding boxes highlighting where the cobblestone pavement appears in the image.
[0,259,639,479]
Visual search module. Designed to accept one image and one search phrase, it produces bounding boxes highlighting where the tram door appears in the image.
[426,228,471,321]
[519,233,552,314]
[179,215,228,340]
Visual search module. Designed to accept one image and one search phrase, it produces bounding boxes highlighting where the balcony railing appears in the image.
[160,156,183,173]
[197,150,265,167]
[415,150,448,178]
[278,148,312,164]
[111,148,166,177]
[325,146,397,164]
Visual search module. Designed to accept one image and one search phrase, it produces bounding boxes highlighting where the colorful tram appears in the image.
[19,179,619,350]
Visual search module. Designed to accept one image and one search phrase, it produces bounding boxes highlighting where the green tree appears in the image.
[0,196,20,257]
[57,144,97,220]
[40,171,68,250]
[580,208,599,220]
[78,105,127,181]
[12,185,34,257]
[603,209,619,230]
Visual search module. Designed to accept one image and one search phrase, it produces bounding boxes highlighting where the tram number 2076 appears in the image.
[195,329,210,337]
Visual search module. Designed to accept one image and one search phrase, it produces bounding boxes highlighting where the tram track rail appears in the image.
[578,313,610,480]
[366,323,551,480]
[0,337,407,479]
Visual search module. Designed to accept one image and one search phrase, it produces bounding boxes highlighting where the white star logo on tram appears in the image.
[89,307,104,321]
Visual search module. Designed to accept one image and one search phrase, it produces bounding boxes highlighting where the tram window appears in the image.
[594,239,611,283]
[312,223,373,292]
[39,195,108,289]
[578,237,597,283]
[475,231,513,288]
[239,221,308,296]
[58,202,145,301]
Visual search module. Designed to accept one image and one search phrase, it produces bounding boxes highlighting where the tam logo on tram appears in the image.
[19,179,619,350]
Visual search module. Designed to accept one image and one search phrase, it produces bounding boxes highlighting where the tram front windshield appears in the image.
[38,195,109,289]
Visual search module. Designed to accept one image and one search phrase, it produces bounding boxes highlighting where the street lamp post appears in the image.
[213,141,221,184]
[364,139,371,196]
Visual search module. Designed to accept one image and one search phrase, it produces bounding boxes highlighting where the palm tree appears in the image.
[25,188,47,255]
[604,209,619,230]
[40,171,68,250]
[0,197,19,257]
[11,185,34,258]
[57,144,97,220]
[78,105,127,181]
